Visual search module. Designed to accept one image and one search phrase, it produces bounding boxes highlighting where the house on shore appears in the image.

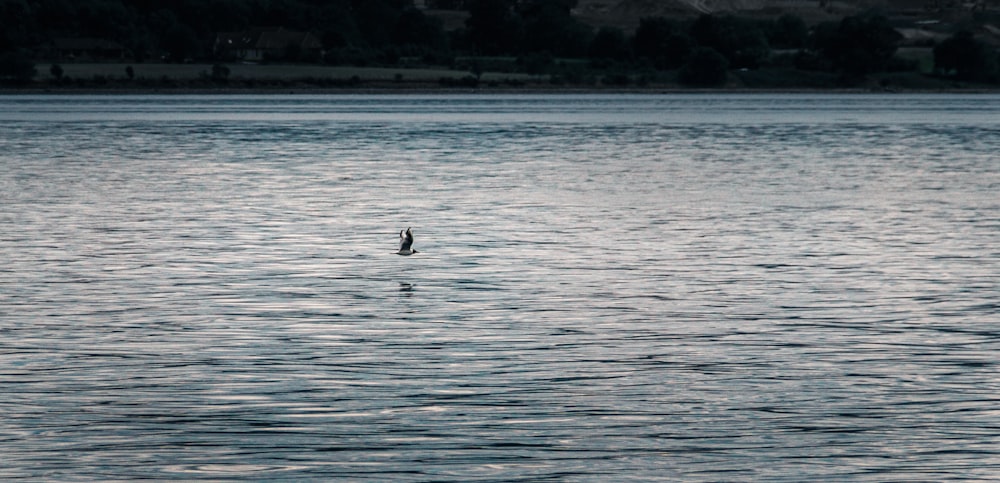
[214,28,323,62]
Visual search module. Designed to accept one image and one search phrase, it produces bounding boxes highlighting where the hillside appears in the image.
[428,0,999,45]
[428,0,859,30]
[570,0,1000,47]
[571,0,991,28]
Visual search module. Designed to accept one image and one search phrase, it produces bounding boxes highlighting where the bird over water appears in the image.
[397,227,417,256]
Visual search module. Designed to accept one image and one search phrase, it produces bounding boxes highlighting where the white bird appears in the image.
[396,227,418,256]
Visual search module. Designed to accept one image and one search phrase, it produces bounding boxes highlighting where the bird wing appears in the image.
[399,229,413,251]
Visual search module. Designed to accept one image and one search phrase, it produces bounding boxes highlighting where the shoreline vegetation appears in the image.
[4,61,999,95]
[2,1,999,94]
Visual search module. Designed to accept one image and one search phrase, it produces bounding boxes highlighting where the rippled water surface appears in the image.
[1,94,998,481]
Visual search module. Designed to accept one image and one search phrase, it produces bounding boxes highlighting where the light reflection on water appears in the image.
[1,94,998,481]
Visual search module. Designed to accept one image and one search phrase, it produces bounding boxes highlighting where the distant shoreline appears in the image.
[4,62,998,95]
[3,86,998,95]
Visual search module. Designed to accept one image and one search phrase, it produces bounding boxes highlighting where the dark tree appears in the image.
[518,0,591,56]
[211,63,230,82]
[465,0,522,55]
[163,23,200,62]
[589,27,629,60]
[75,0,132,39]
[34,0,79,40]
[0,0,34,51]
[204,0,251,32]
[678,47,729,86]
[427,0,466,7]
[689,14,769,69]
[633,17,693,70]
[934,31,999,82]
[50,63,64,80]
[315,3,362,49]
[520,51,553,75]
[352,0,406,47]
[393,8,448,50]
[768,14,808,49]
[0,50,36,82]
[811,14,901,77]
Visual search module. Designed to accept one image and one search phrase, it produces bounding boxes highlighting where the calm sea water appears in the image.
[1,94,998,481]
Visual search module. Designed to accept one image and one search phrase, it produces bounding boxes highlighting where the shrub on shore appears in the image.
[0,50,36,83]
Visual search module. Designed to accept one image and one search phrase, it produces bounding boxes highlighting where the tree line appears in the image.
[1,0,998,86]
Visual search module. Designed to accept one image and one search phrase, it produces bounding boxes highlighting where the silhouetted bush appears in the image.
[766,14,808,49]
[810,14,901,77]
[211,63,230,83]
[934,31,999,82]
[601,73,630,86]
[520,52,554,75]
[735,67,838,88]
[633,17,694,70]
[0,50,36,82]
[439,75,479,87]
[679,47,729,86]
[589,27,629,61]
